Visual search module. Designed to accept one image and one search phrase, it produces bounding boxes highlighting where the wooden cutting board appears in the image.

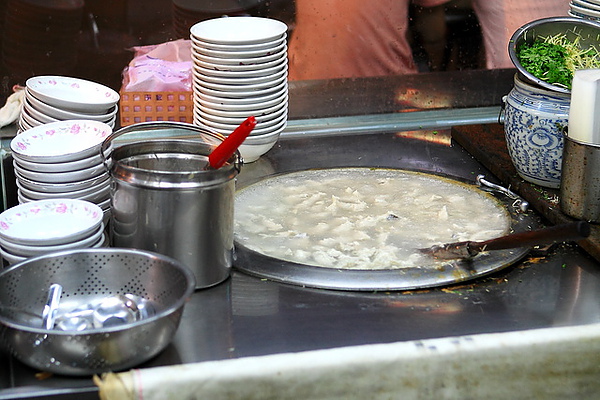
[452,123,600,262]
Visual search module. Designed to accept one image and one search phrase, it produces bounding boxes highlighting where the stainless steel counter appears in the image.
[2,127,600,399]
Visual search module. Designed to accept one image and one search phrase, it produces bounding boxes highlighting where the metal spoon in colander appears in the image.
[41,283,62,330]
[52,293,156,331]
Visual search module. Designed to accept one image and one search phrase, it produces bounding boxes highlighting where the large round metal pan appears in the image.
[233,168,539,291]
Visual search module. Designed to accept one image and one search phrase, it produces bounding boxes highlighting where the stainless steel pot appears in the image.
[101,121,241,289]
[560,136,600,222]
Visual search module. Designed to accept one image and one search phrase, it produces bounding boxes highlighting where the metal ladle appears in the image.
[420,221,591,260]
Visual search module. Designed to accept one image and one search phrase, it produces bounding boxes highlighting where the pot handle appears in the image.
[100,121,241,171]
[476,174,529,212]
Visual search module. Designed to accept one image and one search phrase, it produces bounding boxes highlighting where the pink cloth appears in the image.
[288,0,449,80]
[472,0,570,69]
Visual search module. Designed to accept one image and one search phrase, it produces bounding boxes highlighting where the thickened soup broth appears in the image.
[234,168,510,270]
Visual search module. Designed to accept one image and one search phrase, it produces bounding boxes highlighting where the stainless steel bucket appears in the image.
[560,136,600,222]
[101,121,241,289]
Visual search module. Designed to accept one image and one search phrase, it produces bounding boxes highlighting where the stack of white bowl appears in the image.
[0,199,106,265]
[190,16,288,162]
[19,75,119,132]
[570,0,600,20]
[10,120,113,224]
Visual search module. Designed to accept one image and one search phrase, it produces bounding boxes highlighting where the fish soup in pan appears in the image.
[233,168,537,291]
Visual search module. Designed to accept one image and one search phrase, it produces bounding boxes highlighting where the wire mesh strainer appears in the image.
[0,248,195,376]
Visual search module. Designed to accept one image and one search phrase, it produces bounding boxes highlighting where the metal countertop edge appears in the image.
[282,106,502,137]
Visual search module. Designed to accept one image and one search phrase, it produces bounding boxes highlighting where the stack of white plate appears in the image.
[0,199,106,265]
[190,16,289,162]
[10,120,113,224]
[19,75,119,132]
[569,0,600,20]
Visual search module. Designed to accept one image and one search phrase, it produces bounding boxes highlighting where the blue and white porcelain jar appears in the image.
[503,74,570,189]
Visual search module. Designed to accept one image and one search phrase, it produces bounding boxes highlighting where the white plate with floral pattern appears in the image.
[25,89,118,122]
[0,199,103,245]
[12,160,107,184]
[16,178,110,201]
[11,120,112,163]
[0,222,105,257]
[26,76,119,113]
[14,151,104,173]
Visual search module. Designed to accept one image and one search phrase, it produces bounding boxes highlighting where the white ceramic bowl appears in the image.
[17,188,110,206]
[13,160,106,184]
[22,97,59,124]
[194,105,287,129]
[195,114,287,136]
[0,246,26,265]
[197,114,287,136]
[193,61,286,79]
[18,117,34,132]
[191,39,286,59]
[197,98,287,118]
[0,199,104,245]
[15,173,110,194]
[192,53,286,72]
[190,35,286,52]
[239,130,283,163]
[16,178,110,201]
[25,89,119,122]
[193,74,287,93]
[26,76,120,113]
[572,0,600,11]
[571,2,600,17]
[11,120,112,163]
[193,66,287,86]
[194,80,287,99]
[13,152,104,173]
[197,92,287,113]
[19,109,45,128]
[190,16,287,45]
[195,86,286,105]
[0,222,105,256]
[18,181,110,204]
[77,185,110,203]
[97,197,111,211]
[0,233,106,264]
[191,48,286,67]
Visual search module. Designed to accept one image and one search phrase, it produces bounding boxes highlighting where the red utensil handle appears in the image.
[208,116,257,169]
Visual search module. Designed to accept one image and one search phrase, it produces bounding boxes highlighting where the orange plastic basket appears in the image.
[119,91,193,126]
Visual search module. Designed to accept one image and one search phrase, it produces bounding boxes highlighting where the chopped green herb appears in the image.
[519,41,570,87]
[517,33,600,89]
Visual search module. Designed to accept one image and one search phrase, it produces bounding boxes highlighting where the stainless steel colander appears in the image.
[0,248,195,376]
